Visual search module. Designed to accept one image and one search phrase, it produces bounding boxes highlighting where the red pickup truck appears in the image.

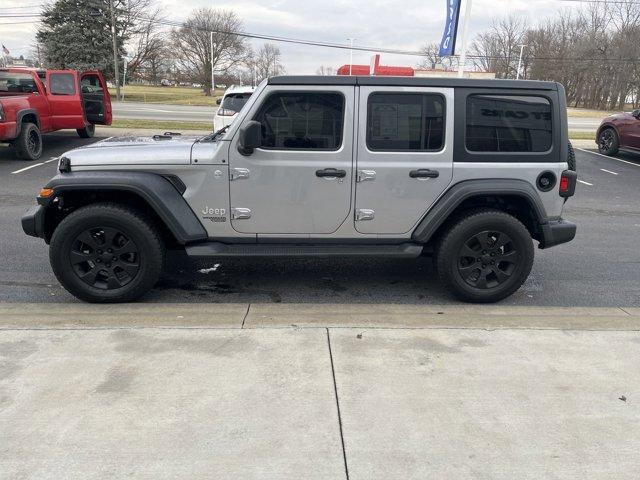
[0,68,112,160]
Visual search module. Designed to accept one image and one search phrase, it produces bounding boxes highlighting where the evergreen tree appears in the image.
[36,0,130,80]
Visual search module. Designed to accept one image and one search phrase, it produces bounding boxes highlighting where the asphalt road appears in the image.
[1,131,639,306]
[112,102,602,131]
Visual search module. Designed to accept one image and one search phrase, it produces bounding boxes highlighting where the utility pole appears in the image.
[109,0,121,101]
[347,38,355,75]
[516,44,526,80]
[210,31,215,95]
[457,0,472,78]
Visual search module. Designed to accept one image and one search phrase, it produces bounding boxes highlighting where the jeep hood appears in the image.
[61,134,220,166]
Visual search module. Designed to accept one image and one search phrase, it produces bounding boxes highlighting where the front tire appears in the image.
[14,122,43,160]
[77,124,95,138]
[435,210,534,303]
[49,203,164,303]
[597,128,619,156]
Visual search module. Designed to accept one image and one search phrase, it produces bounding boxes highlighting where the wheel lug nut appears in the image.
[491,260,495,265]
[112,256,117,261]
[106,263,111,268]
[96,259,101,263]
[98,250,103,254]
[108,249,113,253]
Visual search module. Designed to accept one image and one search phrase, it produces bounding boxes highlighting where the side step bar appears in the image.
[186,242,423,258]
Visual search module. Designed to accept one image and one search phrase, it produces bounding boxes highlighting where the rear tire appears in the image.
[77,124,95,138]
[435,210,534,303]
[567,141,577,172]
[597,127,619,156]
[49,203,164,303]
[13,122,43,160]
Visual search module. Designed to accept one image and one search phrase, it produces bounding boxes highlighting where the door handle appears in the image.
[316,168,347,178]
[409,169,439,179]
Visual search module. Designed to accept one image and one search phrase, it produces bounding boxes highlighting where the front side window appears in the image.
[466,95,552,152]
[367,93,445,151]
[49,73,76,95]
[253,91,344,150]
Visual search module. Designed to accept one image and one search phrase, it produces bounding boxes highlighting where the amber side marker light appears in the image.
[38,188,55,198]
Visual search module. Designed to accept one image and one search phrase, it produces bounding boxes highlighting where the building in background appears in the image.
[337,54,495,79]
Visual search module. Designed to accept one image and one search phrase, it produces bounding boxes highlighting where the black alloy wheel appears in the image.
[597,128,619,155]
[69,226,140,290]
[456,231,518,289]
[27,128,41,157]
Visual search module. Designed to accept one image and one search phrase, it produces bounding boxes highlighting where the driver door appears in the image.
[227,85,354,235]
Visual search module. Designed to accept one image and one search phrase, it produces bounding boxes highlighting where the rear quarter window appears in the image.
[466,95,552,153]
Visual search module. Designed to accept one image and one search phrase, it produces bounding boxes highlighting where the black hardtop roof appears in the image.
[268,75,558,91]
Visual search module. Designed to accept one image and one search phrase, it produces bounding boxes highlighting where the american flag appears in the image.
[1,45,9,55]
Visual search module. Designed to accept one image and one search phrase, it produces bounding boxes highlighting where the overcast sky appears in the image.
[1,0,586,73]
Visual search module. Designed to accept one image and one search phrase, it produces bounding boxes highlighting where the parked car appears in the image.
[596,109,640,155]
[22,76,577,303]
[213,85,255,132]
[0,68,112,160]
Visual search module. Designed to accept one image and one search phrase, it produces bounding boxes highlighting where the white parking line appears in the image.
[600,168,618,175]
[578,179,593,186]
[576,147,640,167]
[11,163,44,174]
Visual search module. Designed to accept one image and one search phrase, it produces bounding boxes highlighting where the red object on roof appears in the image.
[337,54,414,76]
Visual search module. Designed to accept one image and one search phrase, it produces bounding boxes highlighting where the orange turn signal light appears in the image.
[38,188,55,198]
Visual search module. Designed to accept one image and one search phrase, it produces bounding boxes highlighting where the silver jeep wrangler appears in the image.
[22,76,577,303]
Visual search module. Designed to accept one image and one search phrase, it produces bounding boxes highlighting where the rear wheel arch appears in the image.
[412,180,547,247]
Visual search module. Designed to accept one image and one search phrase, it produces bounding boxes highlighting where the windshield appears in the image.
[0,72,38,95]
[221,92,252,113]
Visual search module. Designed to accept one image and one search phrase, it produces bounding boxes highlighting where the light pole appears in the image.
[457,0,472,78]
[516,44,527,80]
[347,38,355,75]
[109,0,121,100]
[210,31,215,95]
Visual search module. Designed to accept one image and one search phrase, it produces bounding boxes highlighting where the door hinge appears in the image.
[231,207,252,219]
[355,209,375,221]
[230,168,250,181]
[356,169,376,183]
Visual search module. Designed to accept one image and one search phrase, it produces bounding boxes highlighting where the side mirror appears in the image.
[216,98,222,105]
[632,109,640,119]
[237,120,262,155]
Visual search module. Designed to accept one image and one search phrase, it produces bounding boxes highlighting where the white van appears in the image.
[213,85,255,132]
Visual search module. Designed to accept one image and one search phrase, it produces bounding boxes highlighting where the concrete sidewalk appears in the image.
[1,304,639,479]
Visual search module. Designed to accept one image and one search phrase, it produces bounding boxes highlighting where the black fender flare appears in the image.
[44,171,208,244]
[16,109,41,135]
[411,179,549,244]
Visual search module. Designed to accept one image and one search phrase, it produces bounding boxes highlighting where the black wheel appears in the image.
[567,141,576,172]
[49,203,164,303]
[14,122,43,160]
[435,210,534,303]
[597,128,619,156]
[77,124,95,138]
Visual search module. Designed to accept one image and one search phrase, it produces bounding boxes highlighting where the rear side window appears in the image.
[254,91,344,150]
[466,95,552,152]
[221,93,252,113]
[49,73,76,95]
[367,93,445,151]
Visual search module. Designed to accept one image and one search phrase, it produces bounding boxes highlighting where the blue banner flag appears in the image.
[439,0,462,57]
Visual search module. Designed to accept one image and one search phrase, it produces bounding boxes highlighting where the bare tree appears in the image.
[417,43,441,69]
[250,43,285,82]
[470,15,528,79]
[171,8,249,95]
[316,65,335,75]
[126,7,169,83]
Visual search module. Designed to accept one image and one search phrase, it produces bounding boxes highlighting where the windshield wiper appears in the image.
[210,124,231,140]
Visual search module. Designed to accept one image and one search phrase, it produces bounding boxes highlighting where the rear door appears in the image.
[45,70,84,129]
[354,86,454,234]
[227,85,354,235]
[80,71,112,125]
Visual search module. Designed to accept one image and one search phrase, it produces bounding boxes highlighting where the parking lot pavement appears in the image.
[1,304,639,479]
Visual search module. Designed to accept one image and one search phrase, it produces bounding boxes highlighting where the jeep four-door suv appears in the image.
[22,76,577,303]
